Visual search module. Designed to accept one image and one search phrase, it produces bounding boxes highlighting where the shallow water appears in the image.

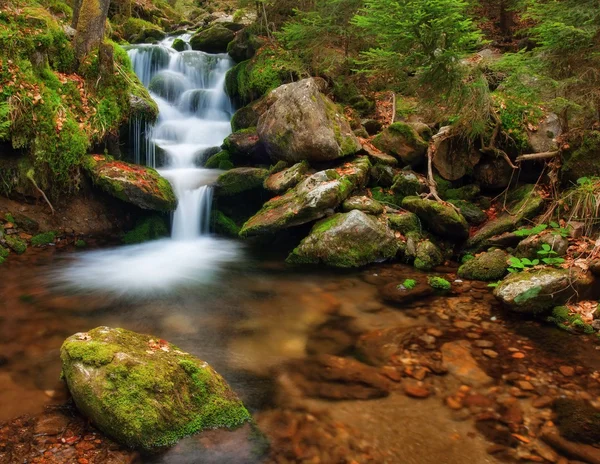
[2,246,599,463]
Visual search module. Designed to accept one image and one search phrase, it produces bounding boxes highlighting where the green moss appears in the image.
[123,17,165,43]
[414,240,443,271]
[31,231,56,246]
[123,216,169,244]
[205,150,232,169]
[444,184,480,201]
[63,340,119,367]
[370,187,402,207]
[458,250,508,281]
[75,239,87,248]
[562,131,600,182]
[4,213,15,223]
[0,245,9,264]
[547,306,596,334]
[448,199,487,225]
[172,38,186,52]
[212,210,240,237]
[217,168,269,196]
[4,235,27,254]
[231,105,259,132]
[428,276,451,291]
[388,212,420,234]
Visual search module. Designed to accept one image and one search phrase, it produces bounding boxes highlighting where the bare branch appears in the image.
[516,151,560,162]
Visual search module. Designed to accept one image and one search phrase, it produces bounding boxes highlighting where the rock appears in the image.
[441,340,493,387]
[83,155,176,211]
[240,157,370,236]
[532,396,554,409]
[60,327,252,450]
[172,38,186,52]
[493,268,592,314]
[466,185,544,252]
[362,144,398,166]
[129,93,159,123]
[227,28,262,63]
[515,231,569,259]
[257,78,361,164]
[285,354,391,400]
[190,24,235,53]
[458,250,509,281]
[342,196,384,215]
[391,170,428,198]
[541,428,600,464]
[401,197,469,240]
[561,131,600,182]
[222,128,262,158]
[370,163,399,186]
[404,382,431,399]
[388,212,420,235]
[433,137,481,181]
[287,210,399,268]
[230,98,269,132]
[448,200,487,225]
[372,122,428,166]
[474,157,514,189]
[264,161,309,194]
[559,366,575,377]
[356,327,415,366]
[216,167,269,196]
[379,281,434,305]
[483,349,498,358]
[553,398,600,445]
[414,239,443,271]
[527,113,561,154]
[362,119,383,135]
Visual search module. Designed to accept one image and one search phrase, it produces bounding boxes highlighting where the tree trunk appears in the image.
[73,0,111,61]
[499,0,514,38]
[71,0,82,28]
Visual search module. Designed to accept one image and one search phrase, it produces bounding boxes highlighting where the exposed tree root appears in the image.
[26,170,55,215]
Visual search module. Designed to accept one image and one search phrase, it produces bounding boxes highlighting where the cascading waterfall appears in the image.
[54,36,241,296]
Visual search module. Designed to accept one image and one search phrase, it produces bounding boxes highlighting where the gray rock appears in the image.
[217,167,269,196]
[264,161,309,194]
[257,79,361,164]
[527,113,561,154]
[401,197,470,240]
[190,24,235,53]
[342,196,384,215]
[515,231,569,259]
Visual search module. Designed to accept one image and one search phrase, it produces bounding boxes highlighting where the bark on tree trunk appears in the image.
[71,0,82,28]
[73,0,111,61]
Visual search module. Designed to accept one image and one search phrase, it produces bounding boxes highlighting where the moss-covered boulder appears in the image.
[388,212,420,235]
[227,28,262,63]
[414,239,443,271]
[370,163,399,187]
[4,235,27,254]
[257,78,361,164]
[448,199,487,225]
[216,168,269,196]
[190,24,235,53]
[211,210,241,237]
[372,122,428,166]
[222,128,261,158]
[342,196,384,215]
[561,131,600,183]
[148,71,188,103]
[123,17,166,43]
[466,185,544,252]
[401,197,469,240]
[515,231,569,260]
[458,250,508,281]
[83,155,176,211]
[122,215,169,244]
[60,327,252,450]
[264,161,309,194]
[172,38,186,52]
[391,170,428,198]
[287,210,399,268]
[240,157,370,237]
[554,398,600,445]
[493,269,591,314]
[205,150,234,170]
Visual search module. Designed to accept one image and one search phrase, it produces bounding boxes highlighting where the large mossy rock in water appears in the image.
[60,327,252,450]
[287,210,399,268]
[240,157,370,237]
[493,269,593,314]
[83,155,176,212]
[257,78,361,164]
[401,197,469,240]
[190,24,235,53]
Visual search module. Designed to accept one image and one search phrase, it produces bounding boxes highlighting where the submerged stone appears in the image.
[257,78,361,163]
[60,327,252,451]
[401,197,469,240]
[287,210,399,268]
[83,155,176,212]
[240,157,370,236]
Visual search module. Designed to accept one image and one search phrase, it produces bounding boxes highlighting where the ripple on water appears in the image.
[52,238,242,297]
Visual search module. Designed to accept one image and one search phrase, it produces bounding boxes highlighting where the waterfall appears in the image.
[54,37,241,297]
[127,39,234,240]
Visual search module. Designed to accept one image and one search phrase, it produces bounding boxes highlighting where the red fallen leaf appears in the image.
[62,435,81,445]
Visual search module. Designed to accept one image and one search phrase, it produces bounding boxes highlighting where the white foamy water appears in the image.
[55,36,242,296]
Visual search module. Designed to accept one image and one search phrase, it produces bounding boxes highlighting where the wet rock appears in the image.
[403,382,431,399]
[240,157,370,236]
[216,167,269,196]
[287,210,399,268]
[515,231,569,260]
[447,200,487,225]
[264,161,309,194]
[285,354,391,400]
[466,185,545,252]
[190,24,235,53]
[493,269,592,314]
[372,122,428,166]
[222,127,262,158]
[227,28,262,63]
[342,196,384,215]
[541,428,600,464]
[554,398,600,445]
[356,327,415,366]
[458,250,509,281]
[61,327,252,450]
[362,118,382,135]
[414,239,443,271]
[441,340,493,387]
[402,197,469,240]
[257,78,361,163]
[83,155,176,212]
[388,212,420,235]
[379,281,435,305]
[391,170,428,198]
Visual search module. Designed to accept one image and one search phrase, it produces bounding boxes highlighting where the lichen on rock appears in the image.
[60,327,252,450]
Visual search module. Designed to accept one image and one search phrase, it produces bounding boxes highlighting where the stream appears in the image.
[1,36,599,464]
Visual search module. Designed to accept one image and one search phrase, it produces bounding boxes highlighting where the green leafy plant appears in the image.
[537,244,566,266]
[507,256,539,273]
[487,281,501,288]
[514,224,548,237]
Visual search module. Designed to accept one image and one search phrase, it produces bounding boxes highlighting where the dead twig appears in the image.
[26,169,55,215]
[515,151,560,162]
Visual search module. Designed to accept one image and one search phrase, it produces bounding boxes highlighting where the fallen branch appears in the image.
[391,92,396,125]
[26,169,55,215]
[516,151,560,162]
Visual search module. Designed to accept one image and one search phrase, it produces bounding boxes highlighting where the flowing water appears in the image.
[1,36,600,464]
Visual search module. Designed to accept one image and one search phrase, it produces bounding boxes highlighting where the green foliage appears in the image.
[536,244,566,266]
[0,245,9,265]
[547,306,596,334]
[353,0,483,89]
[514,224,548,237]
[507,256,539,273]
[31,231,56,246]
[397,278,417,290]
[427,276,451,291]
